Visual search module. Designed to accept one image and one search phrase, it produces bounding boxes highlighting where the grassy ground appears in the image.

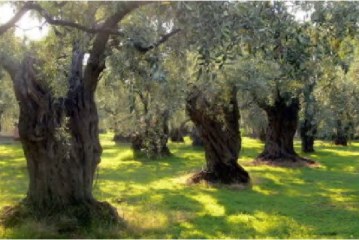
[0,134,359,238]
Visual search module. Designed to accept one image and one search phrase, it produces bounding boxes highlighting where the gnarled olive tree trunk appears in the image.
[0,2,148,226]
[257,97,314,164]
[0,46,118,225]
[11,52,118,222]
[186,87,250,184]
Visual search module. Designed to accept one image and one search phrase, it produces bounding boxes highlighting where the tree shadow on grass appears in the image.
[2,138,359,238]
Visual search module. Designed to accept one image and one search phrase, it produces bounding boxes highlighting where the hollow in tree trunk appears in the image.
[186,87,250,184]
[257,97,315,165]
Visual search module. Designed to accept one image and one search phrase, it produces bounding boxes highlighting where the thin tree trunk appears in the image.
[186,86,250,184]
[334,119,348,146]
[257,97,314,165]
[300,118,316,153]
[300,80,317,153]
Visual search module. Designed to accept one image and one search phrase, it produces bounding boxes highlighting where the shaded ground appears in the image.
[0,134,359,238]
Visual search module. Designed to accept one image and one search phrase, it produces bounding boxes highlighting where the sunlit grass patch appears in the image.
[0,134,359,238]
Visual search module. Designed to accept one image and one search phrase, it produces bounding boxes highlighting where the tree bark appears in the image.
[257,97,314,165]
[0,2,149,226]
[186,87,250,185]
[10,52,118,223]
[0,45,118,226]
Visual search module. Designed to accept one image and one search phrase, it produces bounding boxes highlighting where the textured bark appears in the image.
[0,46,117,225]
[11,53,117,222]
[257,97,314,165]
[186,87,250,185]
[0,2,149,225]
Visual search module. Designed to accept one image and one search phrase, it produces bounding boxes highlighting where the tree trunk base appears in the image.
[0,199,120,231]
[188,168,250,186]
[334,139,348,146]
[133,147,172,159]
[254,153,317,167]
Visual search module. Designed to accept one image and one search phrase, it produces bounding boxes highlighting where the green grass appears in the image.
[1,134,359,238]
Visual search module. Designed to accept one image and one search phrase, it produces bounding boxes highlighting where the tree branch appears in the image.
[0,2,32,35]
[84,2,149,92]
[133,28,181,53]
[0,2,125,36]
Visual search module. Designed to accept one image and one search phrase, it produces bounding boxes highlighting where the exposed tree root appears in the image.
[0,200,121,233]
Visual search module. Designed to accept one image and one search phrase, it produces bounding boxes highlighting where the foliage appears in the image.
[0,73,18,132]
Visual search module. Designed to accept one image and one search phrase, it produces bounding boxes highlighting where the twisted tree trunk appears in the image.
[11,51,118,223]
[257,97,314,165]
[186,87,250,185]
[0,1,149,226]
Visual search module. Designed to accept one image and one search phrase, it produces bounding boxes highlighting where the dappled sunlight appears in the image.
[191,194,225,217]
[1,134,359,238]
[250,211,313,238]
